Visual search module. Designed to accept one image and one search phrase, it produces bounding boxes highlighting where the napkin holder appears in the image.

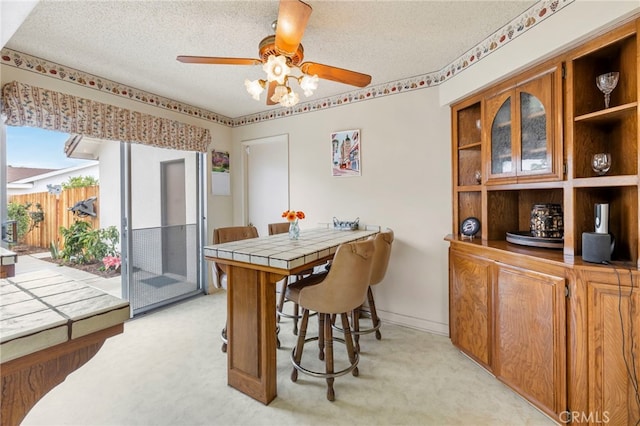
[333,217,359,231]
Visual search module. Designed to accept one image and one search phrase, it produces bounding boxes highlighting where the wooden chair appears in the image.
[287,239,375,401]
[212,226,259,353]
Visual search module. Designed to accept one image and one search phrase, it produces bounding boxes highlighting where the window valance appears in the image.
[1,81,210,152]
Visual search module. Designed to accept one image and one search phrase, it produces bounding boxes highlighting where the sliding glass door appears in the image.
[120,142,205,315]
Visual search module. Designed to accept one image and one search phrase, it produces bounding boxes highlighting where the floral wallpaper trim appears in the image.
[2,81,210,152]
[0,0,572,128]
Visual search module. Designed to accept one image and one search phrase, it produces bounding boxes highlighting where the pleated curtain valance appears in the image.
[1,81,210,152]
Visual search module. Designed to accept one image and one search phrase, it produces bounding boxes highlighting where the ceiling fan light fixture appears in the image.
[299,74,318,97]
[244,79,266,100]
[279,90,300,107]
[263,55,290,84]
[270,84,289,103]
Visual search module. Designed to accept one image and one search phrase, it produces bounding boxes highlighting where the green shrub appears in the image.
[61,175,99,189]
[59,220,119,264]
[7,201,44,243]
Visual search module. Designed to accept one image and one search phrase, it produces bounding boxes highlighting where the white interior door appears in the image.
[244,134,289,237]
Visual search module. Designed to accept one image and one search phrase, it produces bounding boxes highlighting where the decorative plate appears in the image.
[505,231,563,249]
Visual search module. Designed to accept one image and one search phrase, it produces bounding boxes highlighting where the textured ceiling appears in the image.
[5,0,537,119]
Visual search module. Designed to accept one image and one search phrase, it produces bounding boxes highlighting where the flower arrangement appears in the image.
[282,210,305,222]
[102,255,121,271]
[282,210,305,240]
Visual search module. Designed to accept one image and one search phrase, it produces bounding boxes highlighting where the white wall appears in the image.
[231,89,452,334]
[1,1,38,49]
[97,141,120,231]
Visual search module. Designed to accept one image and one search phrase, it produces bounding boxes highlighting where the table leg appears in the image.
[226,266,278,404]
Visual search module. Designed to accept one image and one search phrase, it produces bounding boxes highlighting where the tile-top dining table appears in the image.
[203,226,378,404]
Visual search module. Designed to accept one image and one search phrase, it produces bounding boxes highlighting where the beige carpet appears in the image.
[22,292,553,426]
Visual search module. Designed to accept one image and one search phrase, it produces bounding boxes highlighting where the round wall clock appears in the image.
[460,217,480,238]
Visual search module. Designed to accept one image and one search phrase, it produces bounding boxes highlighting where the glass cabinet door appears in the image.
[486,71,556,183]
[517,74,553,176]
[487,90,515,179]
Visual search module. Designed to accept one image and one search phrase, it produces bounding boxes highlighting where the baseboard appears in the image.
[376,309,449,336]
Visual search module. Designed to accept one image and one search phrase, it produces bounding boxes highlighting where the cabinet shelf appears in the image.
[485,181,564,191]
[457,185,482,192]
[574,102,637,124]
[458,142,481,150]
[523,110,546,120]
[573,175,638,187]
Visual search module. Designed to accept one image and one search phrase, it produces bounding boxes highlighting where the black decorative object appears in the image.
[68,196,97,217]
[460,217,480,239]
[530,203,563,238]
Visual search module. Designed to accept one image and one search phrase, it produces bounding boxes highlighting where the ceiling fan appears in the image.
[176,0,372,107]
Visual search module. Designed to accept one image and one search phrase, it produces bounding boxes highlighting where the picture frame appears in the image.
[211,150,230,195]
[331,129,361,177]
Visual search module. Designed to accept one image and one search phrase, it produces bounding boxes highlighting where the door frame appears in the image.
[241,134,290,229]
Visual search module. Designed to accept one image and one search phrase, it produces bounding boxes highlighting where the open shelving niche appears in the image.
[452,19,639,267]
[567,23,638,265]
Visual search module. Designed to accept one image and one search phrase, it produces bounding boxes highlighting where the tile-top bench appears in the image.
[0,270,129,426]
[0,247,18,278]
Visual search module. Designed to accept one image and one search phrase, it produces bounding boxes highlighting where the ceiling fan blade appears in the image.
[300,62,372,88]
[176,56,262,66]
[275,0,312,56]
[266,81,278,105]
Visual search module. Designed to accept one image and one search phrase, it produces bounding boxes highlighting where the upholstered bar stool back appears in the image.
[212,226,258,352]
[351,229,394,350]
[287,239,375,401]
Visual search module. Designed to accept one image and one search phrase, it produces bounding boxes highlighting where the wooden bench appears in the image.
[0,247,17,278]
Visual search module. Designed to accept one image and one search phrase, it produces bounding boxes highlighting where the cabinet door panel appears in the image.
[588,281,640,424]
[518,73,554,176]
[449,250,492,368]
[494,263,566,419]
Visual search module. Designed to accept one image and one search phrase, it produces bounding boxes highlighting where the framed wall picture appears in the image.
[331,129,361,177]
[211,150,230,195]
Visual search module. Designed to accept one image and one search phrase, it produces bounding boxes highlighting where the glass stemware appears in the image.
[592,153,611,176]
[596,72,619,109]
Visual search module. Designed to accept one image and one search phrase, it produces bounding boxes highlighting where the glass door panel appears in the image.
[520,93,548,172]
[517,73,553,176]
[490,97,513,175]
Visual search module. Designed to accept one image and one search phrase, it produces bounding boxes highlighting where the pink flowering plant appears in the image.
[102,255,121,272]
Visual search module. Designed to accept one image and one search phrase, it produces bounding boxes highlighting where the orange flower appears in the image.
[282,210,305,222]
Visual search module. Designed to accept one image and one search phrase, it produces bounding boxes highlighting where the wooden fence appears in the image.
[9,186,100,249]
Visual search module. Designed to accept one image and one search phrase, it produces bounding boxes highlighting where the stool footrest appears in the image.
[290,336,359,379]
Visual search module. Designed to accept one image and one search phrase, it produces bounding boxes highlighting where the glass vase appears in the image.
[288,219,300,240]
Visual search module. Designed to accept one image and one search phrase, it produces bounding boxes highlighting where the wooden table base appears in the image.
[226,266,280,404]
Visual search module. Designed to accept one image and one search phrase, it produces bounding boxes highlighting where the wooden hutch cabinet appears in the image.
[447,17,640,424]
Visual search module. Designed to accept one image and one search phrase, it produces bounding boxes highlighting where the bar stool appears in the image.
[268,222,313,335]
[287,239,375,401]
[352,229,394,351]
[212,226,258,353]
